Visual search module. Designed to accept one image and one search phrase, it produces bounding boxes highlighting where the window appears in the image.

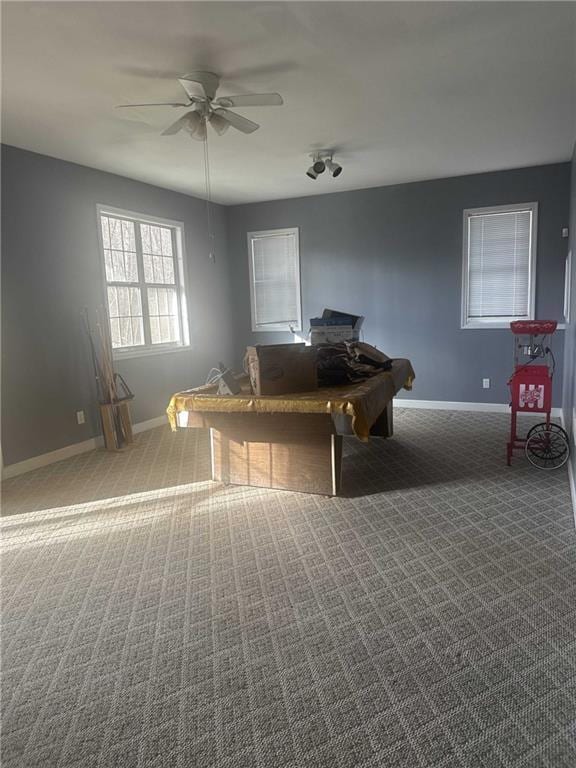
[97,207,189,355]
[247,228,301,332]
[461,202,537,329]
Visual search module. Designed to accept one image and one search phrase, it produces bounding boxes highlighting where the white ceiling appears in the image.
[2,1,575,205]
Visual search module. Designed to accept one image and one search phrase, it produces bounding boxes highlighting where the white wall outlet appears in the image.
[482,378,490,389]
[562,227,569,238]
[76,410,85,425]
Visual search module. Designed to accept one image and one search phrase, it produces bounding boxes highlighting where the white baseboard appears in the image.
[396,399,563,418]
[132,416,167,434]
[1,405,568,482]
[2,415,168,480]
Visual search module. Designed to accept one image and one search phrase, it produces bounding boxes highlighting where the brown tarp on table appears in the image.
[167,358,415,441]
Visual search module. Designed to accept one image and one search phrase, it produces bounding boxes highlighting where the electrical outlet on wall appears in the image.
[76,410,85,425]
[482,378,490,389]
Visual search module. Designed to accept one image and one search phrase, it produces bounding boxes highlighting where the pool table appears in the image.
[167,358,414,496]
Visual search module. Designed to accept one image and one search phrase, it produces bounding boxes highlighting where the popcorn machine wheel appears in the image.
[507,320,570,469]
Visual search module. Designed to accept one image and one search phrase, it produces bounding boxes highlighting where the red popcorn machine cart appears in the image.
[507,320,570,468]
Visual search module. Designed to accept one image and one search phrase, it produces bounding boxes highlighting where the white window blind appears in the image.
[248,228,301,331]
[462,203,537,328]
[97,207,190,356]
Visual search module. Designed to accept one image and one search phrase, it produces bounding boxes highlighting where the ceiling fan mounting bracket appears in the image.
[309,150,335,162]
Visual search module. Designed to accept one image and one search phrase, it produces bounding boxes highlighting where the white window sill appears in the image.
[113,344,191,361]
[462,321,522,330]
[462,322,566,330]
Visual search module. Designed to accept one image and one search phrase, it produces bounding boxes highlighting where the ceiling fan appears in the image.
[116,71,283,140]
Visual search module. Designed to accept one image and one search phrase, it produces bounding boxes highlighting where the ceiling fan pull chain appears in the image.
[203,127,216,262]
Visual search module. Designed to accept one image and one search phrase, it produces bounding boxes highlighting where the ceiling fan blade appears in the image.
[161,115,191,135]
[116,102,190,109]
[178,71,220,100]
[214,93,283,108]
[214,108,259,134]
[208,112,230,136]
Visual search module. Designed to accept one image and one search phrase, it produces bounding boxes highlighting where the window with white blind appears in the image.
[97,206,190,356]
[461,202,538,329]
[247,228,302,332]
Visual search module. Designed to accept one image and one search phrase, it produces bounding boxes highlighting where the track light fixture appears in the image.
[306,158,326,179]
[325,158,342,177]
[306,151,342,180]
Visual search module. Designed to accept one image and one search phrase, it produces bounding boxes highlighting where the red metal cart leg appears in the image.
[507,410,516,466]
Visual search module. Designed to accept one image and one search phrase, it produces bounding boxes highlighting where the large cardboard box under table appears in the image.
[245,343,317,395]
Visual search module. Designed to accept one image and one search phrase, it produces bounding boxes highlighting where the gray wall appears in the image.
[1,145,234,465]
[227,164,570,407]
[2,148,571,469]
[561,144,576,496]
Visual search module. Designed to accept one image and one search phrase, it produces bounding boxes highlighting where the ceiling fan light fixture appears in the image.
[121,72,284,265]
[183,113,207,141]
[209,112,231,136]
[118,72,280,139]
[194,120,208,141]
[182,111,202,133]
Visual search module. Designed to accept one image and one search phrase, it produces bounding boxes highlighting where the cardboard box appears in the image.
[245,344,317,395]
[309,308,364,345]
[310,326,360,345]
[317,309,364,330]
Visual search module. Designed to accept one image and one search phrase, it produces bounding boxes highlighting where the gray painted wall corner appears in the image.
[227,163,571,408]
[1,145,235,465]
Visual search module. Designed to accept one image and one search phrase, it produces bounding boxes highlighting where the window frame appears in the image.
[96,205,190,359]
[247,227,302,333]
[564,249,572,325]
[461,202,538,330]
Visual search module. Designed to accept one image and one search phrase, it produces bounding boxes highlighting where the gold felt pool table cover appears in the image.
[167,358,415,441]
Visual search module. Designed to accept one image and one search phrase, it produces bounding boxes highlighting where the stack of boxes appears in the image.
[243,310,365,396]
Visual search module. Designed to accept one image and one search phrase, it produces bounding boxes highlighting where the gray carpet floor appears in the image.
[1,409,575,768]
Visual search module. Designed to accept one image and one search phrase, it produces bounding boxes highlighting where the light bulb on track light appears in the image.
[306,158,326,179]
[325,158,342,177]
[313,160,326,174]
